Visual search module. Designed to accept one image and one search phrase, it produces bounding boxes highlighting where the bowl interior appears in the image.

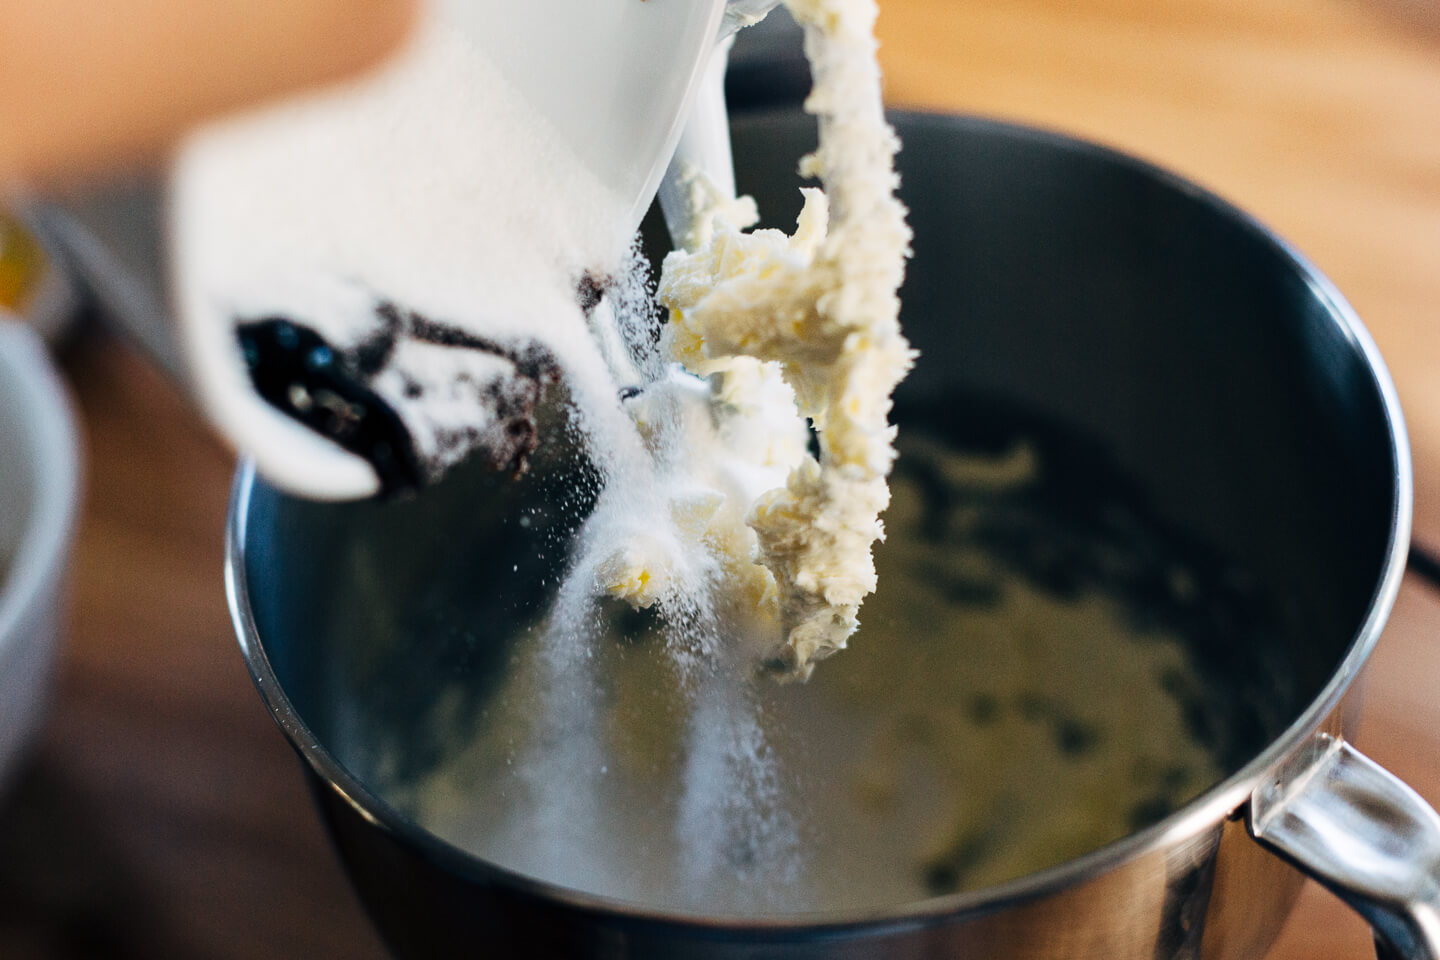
[238,113,1401,916]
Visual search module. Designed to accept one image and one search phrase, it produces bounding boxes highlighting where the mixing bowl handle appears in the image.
[1250,732,1440,960]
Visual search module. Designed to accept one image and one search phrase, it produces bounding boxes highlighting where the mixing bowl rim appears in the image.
[0,319,82,666]
[226,111,1412,933]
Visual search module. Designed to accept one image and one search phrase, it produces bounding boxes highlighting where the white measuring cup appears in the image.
[173,0,765,500]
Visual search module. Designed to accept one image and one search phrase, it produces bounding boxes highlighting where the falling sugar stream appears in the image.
[501,247,804,902]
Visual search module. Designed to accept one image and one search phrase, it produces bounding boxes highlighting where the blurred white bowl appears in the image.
[0,317,81,794]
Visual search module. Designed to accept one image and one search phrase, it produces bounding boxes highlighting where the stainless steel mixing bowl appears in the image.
[229,112,1434,959]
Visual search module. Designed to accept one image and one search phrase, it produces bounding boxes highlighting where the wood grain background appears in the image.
[3,0,1439,956]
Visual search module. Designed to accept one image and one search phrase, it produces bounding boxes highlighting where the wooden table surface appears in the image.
[3,0,1440,957]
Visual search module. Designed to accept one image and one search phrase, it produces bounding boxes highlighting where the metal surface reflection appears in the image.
[227,113,1415,958]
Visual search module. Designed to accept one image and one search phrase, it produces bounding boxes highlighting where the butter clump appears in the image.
[654,0,913,678]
